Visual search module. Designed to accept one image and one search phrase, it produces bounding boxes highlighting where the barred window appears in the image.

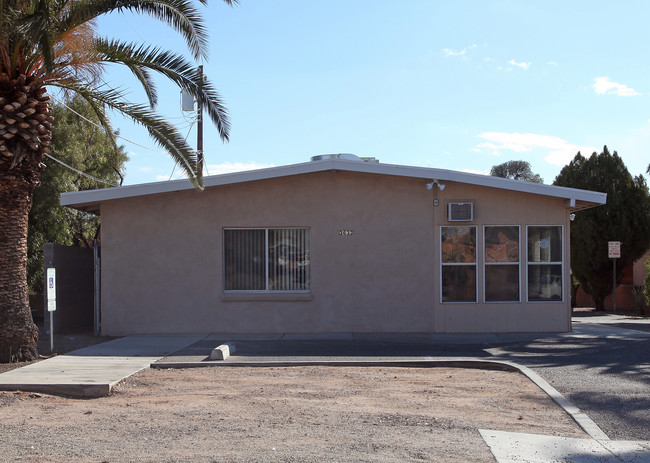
[224,228,310,291]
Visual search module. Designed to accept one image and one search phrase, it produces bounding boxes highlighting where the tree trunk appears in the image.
[0,73,49,362]
[0,175,38,362]
[593,296,606,312]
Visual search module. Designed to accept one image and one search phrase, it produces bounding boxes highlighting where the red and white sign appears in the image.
[608,241,621,259]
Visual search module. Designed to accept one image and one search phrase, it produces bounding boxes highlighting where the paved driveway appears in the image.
[488,314,650,441]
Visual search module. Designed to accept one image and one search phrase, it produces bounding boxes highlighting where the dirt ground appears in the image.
[0,365,587,463]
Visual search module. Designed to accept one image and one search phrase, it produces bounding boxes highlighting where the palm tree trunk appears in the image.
[0,73,48,362]
[0,175,38,362]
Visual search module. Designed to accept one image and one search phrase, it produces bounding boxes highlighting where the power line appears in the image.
[44,153,119,187]
[169,119,197,180]
[49,94,169,155]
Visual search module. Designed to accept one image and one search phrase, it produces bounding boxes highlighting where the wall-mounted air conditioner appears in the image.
[448,202,474,222]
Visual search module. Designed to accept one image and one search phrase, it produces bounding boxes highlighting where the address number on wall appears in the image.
[339,230,354,236]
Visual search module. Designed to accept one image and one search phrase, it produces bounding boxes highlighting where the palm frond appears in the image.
[58,0,214,61]
[53,80,202,187]
[94,38,230,140]
[56,89,122,161]
[93,39,163,107]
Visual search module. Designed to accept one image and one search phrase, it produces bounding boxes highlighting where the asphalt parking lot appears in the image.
[487,313,650,441]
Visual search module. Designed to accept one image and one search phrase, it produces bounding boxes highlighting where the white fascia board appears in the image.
[60,159,607,209]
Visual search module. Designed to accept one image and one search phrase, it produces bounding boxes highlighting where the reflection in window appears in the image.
[441,226,477,302]
[527,226,563,301]
[268,229,311,291]
[224,228,310,291]
[484,226,520,302]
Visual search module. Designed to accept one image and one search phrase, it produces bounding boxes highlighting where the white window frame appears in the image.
[440,225,478,304]
[223,227,311,293]
[483,225,521,303]
[526,225,564,303]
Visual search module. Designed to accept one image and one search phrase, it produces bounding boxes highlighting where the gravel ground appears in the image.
[0,366,587,463]
[2,308,647,460]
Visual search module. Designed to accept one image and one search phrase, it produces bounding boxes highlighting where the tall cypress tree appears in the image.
[554,147,650,310]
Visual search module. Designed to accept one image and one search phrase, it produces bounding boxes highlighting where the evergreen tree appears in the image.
[554,147,650,310]
[27,96,128,295]
[490,160,543,183]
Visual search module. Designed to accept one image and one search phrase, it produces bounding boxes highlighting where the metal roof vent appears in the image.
[310,153,363,162]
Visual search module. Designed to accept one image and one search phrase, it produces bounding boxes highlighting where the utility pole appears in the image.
[197,65,204,176]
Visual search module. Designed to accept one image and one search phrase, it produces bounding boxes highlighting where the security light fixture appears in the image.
[426,179,446,191]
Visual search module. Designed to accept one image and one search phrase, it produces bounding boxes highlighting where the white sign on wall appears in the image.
[46,267,56,312]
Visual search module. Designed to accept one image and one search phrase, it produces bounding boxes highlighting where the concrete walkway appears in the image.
[481,429,650,463]
[0,334,203,397]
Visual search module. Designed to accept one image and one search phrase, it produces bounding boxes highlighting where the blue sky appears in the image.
[94,0,650,185]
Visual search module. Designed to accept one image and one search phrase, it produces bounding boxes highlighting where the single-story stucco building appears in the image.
[60,154,606,336]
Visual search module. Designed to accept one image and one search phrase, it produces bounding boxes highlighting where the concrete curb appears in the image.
[152,355,608,440]
[0,382,113,398]
[493,361,610,441]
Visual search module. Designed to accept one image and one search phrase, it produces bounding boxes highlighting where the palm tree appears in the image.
[0,0,236,362]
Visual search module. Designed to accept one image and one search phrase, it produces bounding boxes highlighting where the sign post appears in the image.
[608,241,621,313]
[46,267,56,353]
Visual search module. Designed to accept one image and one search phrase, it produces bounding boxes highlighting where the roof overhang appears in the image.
[60,159,607,214]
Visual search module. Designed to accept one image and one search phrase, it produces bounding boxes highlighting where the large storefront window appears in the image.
[527,226,563,301]
[441,226,477,302]
[224,228,310,291]
[484,226,520,302]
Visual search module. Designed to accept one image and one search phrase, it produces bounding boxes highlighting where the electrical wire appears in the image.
[51,91,203,183]
[169,119,197,180]
[50,94,169,155]
[44,153,119,187]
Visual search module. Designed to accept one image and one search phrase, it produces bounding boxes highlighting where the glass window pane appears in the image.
[528,264,562,301]
[268,229,310,291]
[528,226,562,262]
[485,226,519,263]
[485,265,520,302]
[224,229,265,290]
[441,227,476,263]
[442,265,477,302]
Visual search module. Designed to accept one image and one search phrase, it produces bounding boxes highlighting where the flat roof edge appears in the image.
[60,159,607,208]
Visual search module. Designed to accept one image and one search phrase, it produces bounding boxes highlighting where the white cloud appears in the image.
[461,168,490,176]
[442,44,477,58]
[593,77,641,96]
[475,132,596,166]
[508,59,531,70]
[205,161,275,175]
[152,161,275,182]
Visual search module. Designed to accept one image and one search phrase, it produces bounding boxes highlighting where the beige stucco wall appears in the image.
[99,170,572,335]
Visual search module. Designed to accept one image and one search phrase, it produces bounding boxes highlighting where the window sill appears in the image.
[221,292,313,302]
